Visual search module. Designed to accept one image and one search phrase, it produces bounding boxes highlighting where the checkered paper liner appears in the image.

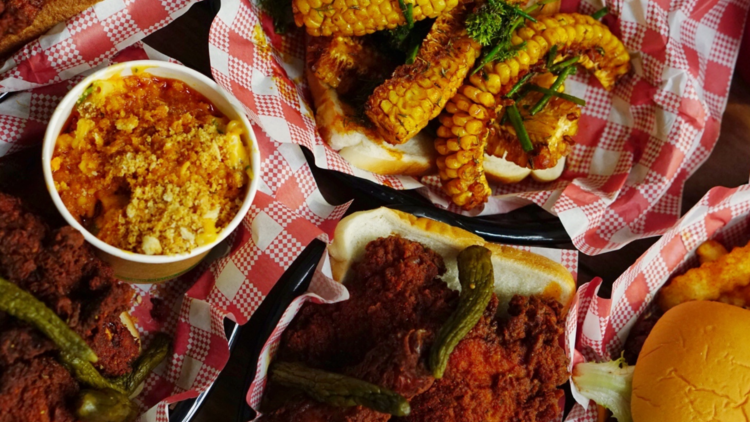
[0,0,200,92]
[0,0,204,155]
[209,0,750,255]
[244,245,579,419]
[0,42,351,421]
[562,183,750,421]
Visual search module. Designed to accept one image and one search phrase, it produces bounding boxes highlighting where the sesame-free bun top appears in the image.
[631,300,750,422]
[328,207,576,312]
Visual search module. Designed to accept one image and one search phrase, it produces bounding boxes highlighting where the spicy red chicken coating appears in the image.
[262,236,569,422]
[400,295,568,422]
[0,193,140,421]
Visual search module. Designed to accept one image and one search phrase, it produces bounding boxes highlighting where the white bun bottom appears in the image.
[485,154,566,184]
[308,71,436,176]
[329,207,576,312]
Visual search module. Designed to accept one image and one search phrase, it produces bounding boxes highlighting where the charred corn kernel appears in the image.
[293,0,460,37]
[366,3,480,144]
[435,13,630,210]
[306,36,387,89]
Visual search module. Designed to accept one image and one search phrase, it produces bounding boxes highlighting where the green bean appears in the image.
[0,277,97,363]
[271,361,411,416]
[398,0,414,29]
[526,85,586,106]
[75,389,139,422]
[591,6,609,20]
[429,246,494,379]
[546,45,559,69]
[530,65,576,115]
[507,104,534,152]
[506,71,536,98]
[549,56,579,74]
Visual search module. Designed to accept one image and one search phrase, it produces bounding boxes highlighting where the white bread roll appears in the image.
[485,155,566,184]
[308,68,436,176]
[329,207,576,311]
[632,301,750,422]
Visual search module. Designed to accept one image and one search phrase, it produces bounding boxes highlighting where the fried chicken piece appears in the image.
[261,329,434,422]
[657,241,750,311]
[0,193,139,377]
[0,322,55,367]
[398,295,568,422]
[0,356,79,422]
[279,236,457,371]
[696,239,728,264]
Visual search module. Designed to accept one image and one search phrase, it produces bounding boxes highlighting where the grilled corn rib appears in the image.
[293,0,461,37]
[365,3,481,145]
[436,13,630,210]
[307,36,390,90]
[487,73,580,171]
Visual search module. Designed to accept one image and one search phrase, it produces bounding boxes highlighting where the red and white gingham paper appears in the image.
[0,40,351,422]
[244,245,579,419]
[0,0,200,92]
[563,183,750,421]
[208,0,750,255]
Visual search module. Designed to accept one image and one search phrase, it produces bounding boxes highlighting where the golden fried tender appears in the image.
[696,239,728,264]
[657,242,750,311]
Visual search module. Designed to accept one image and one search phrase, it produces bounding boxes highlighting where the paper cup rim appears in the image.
[42,60,261,264]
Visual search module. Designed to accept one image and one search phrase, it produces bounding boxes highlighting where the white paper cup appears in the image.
[42,60,261,283]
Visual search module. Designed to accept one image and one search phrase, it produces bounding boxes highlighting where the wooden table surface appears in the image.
[139,3,750,421]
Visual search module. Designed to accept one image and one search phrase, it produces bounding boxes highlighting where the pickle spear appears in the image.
[429,245,494,379]
[60,352,128,394]
[114,333,171,393]
[0,277,97,363]
[271,361,411,416]
[75,389,139,422]
[63,333,172,395]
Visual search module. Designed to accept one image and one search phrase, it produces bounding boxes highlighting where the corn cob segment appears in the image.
[435,89,495,210]
[365,3,481,145]
[306,36,392,90]
[487,91,580,170]
[293,0,461,37]
[435,13,630,210]
[486,72,580,170]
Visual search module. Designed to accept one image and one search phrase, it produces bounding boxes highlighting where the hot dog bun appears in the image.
[329,207,576,311]
[0,0,103,58]
[484,154,567,184]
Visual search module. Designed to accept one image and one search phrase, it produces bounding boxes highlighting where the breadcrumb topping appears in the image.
[52,73,252,255]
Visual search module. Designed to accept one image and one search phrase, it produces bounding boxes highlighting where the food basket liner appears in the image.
[563,182,750,421]
[0,38,351,422]
[244,245,579,418]
[208,0,750,255]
